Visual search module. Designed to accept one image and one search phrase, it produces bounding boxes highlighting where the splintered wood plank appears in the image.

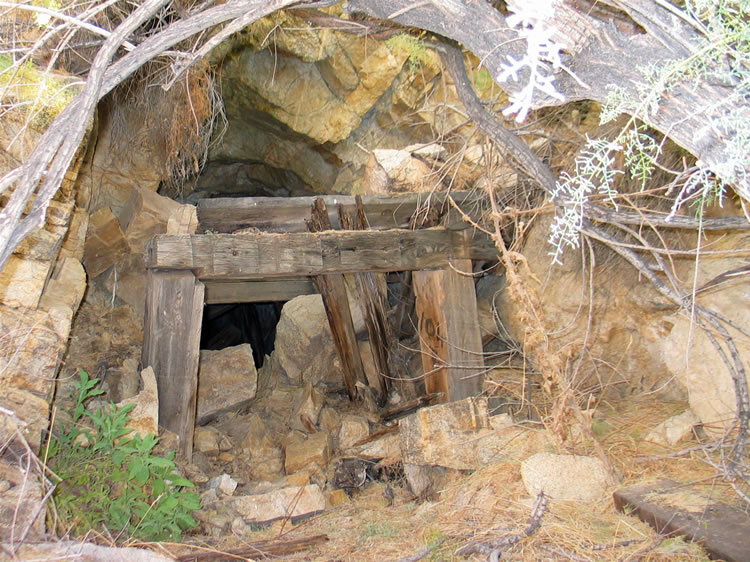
[142,269,204,459]
[197,191,487,233]
[204,279,316,304]
[308,199,367,402]
[413,255,484,402]
[340,199,393,406]
[145,230,497,279]
[614,480,750,562]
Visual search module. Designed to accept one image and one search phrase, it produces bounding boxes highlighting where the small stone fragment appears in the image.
[646,409,700,446]
[193,426,221,455]
[207,473,238,497]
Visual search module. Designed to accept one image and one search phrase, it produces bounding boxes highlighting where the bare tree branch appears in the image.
[0,0,300,270]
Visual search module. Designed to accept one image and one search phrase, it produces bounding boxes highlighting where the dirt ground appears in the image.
[155,397,745,561]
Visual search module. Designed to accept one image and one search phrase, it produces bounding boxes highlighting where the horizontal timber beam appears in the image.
[204,279,316,304]
[145,229,497,280]
[197,191,487,233]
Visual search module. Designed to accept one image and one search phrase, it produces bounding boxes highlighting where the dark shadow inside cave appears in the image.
[200,302,284,368]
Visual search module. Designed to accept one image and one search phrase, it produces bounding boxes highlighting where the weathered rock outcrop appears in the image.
[496,214,750,435]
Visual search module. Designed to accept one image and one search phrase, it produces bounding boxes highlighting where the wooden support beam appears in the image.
[145,229,497,279]
[413,255,484,402]
[308,199,367,402]
[197,191,487,233]
[340,199,394,406]
[142,269,204,459]
[204,279,316,304]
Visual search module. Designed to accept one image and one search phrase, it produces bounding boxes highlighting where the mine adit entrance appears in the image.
[200,302,283,367]
[142,191,497,459]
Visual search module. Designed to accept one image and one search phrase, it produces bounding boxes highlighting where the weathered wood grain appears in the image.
[413,254,485,401]
[141,269,204,459]
[340,199,393,406]
[204,279,316,304]
[145,229,497,279]
[614,480,750,562]
[197,191,487,234]
[308,198,366,401]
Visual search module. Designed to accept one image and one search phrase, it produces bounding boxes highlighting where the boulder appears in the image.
[38,257,86,314]
[273,295,346,389]
[207,474,238,497]
[119,187,193,253]
[289,383,325,432]
[228,484,326,525]
[193,426,221,456]
[403,463,463,499]
[521,453,610,502]
[399,397,491,470]
[318,406,341,435]
[197,344,257,424]
[349,432,401,464]
[284,431,332,475]
[241,414,284,482]
[338,415,370,450]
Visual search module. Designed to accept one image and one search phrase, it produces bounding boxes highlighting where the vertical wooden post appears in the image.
[339,198,394,406]
[142,269,204,459]
[413,258,484,402]
[308,199,367,401]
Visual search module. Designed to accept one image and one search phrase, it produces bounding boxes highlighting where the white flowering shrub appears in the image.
[497,0,750,263]
[497,0,565,123]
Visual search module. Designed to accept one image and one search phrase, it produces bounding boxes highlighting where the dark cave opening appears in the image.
[200,302,284,368]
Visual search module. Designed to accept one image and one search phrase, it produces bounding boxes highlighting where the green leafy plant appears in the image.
[47,370,200,543]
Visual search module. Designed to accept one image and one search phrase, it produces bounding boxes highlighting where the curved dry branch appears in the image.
[438,34,749,498]
[347,0,750,201]
[0,0,300,270]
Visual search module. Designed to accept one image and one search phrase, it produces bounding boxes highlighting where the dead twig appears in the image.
[454,490,548,557]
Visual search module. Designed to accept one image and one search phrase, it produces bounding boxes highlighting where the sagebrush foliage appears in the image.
[538,0,750,261]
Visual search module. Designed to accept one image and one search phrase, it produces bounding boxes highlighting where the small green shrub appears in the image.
[47,370,200,543]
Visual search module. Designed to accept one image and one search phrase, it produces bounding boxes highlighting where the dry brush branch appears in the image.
[0,0,302,270]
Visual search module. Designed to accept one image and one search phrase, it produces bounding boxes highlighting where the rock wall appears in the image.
[0,112,90,454]
[0,112,90,543]
[496,214,750,434]
[199,11,511,198]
